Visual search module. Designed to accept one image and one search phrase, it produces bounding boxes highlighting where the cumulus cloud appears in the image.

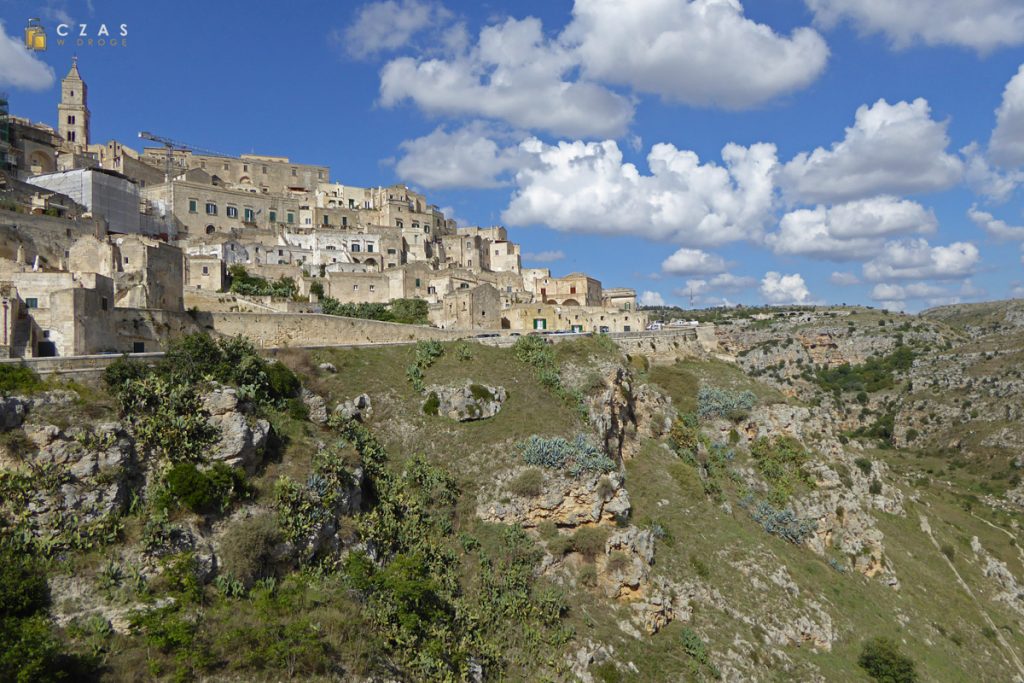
[379,16,634,138]
[761,272,811,305]
[565,0,829,109]
[684,273,757,299]
[639,291,666,306]
[768,196,936,260]
[962,143,1021,202]
[805,0,1024,52]
[830,271,861,286]
[870,282,946,301]
[661,248,728,275]
[337,0,451,59]
[780,98,963,204]
[967,205,1024,240]
[522,250,565,263]
[395,124,525,189]
[990,65,1024,168]
[503,138,778,246]
[862,238,980,281]
[0,22,55,91]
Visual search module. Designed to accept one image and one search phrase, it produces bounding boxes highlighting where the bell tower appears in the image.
[57,57,90,147]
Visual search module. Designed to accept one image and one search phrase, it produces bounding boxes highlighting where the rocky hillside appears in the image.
[1,305,1024,682]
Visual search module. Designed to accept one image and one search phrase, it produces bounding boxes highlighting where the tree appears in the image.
[858,637,918,683]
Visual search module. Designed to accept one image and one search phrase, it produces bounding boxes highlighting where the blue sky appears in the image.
[3,0,1024,310]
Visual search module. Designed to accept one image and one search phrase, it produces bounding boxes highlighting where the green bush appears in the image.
[857,637,918,682]
[571,526,609,559]
[265,361,300,399]
[228,265,296,298]
[854,457,873,475]
[319,297,428,325]
[116,374,220,463]
[102,355,150,392]
[815,346,915,395]
[697,385,756,421]
[308,280,324,298]
[469,383,494,402]
[520,434,616,477]
[165,462,245,514]
[869,479,883,495]
[508,468,545,497]
[422,391,440,416]
[749,436,812,505]
[0,364,44,395]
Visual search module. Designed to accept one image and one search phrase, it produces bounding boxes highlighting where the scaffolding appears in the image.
[0,93,11,173]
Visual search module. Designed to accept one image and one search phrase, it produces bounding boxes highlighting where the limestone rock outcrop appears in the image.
[423,383,505,422]
[335,393,372,422]
[201,386,271,473]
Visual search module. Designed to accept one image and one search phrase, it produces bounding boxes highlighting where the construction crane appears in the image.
[137,131,229,182]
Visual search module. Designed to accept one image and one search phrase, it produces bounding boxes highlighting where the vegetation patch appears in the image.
[520,434,616,477]
[228,264,297,299]
[321,297,429,325]
[814,346,915,395]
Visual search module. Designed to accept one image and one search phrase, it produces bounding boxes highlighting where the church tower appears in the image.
[57,57,90,147]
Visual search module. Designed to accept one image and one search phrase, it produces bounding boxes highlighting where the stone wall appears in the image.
[612,326,716,363]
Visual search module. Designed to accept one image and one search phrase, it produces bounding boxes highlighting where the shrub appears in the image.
[669,413,700,456]
[469,383,494,402]
[749,436,812,505]
[308,280,324,298]
[690,556,711,580]
[606,551,631,574]
[0,364,44,395]
[905,428,919,442]
[857,637,918,682]
[422,391,440,416]
[265,361,300,399]
[854,457,873,475]
[697,385,756,421]
[578,564,597,587]
[508,468,544,498]
[165,462,245,514]
[520,434,615,478]
[869,479,883,495]
[217,513,284,587]
[940,544,955,562]
[116,374,220,462]
[102,355,150,392]
[742,497,816,544]
[571,526,609,559]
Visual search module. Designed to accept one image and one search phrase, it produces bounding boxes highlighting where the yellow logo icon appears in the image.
[24,18,46,51]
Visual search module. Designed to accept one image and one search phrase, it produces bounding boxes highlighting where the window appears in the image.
[243,164,248,172]
[467,260,472,268]
[123,257,129,264]
[25,297,38,309]
[396,220,404,229]
[570,286,577,294]
[366,244,374,253]
[305,218,311,225]
[326,245,336,251]
[291,168,297,176]
[226,206,238,219]
[188,199,198,213]
[278,249,283,256]
[101,297,108,311]
[387,262,396,268]
[269,210,276,223]
[341,217,347,227]
[206,202,217,215]
[369,285,375,292]
[415,278,421,287]
[322,215,330,226]
[262,165,268,174]
[387,248,396,255]
[67,115,75,124]
[68,131,76,142]
[351,244,361,252]
[352,285,359,291]
[318,171,323,180]
[202,266,209,275]
[460,282,469,289]
[244,208,255,222]
[495,249,500,255]
[427,286,436,294]
[286,212,294,224]
[624,326,631,332]
[133,342,145,353]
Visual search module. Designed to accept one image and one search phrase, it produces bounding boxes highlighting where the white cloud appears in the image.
[503,138,778,246]
[338,0,451,59]
[830,271,861,285]
[639,291,666,306]
[761,272,811,305]
[768,196,936,260]
[565,0,829,109]
[683,272,756,298]
[395,124,525,189]
[990,65,1024,168]
[870,282,946,301]
[0,22,55,91]
[379,16,634,138]
[862,238,980,281]
[522,250,565,263]
[661,248,728,275]
[780,98,963,204]
[962,143,1021,202]
[805,0,1024,52]
[967,205,1024,240]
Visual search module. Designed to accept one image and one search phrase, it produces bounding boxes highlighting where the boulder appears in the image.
[423,383,505,422]
[0,396,28,430]
[301,388,328,425]
[207,412,270,473]
[335,393,372,422]
[318,362,337,373]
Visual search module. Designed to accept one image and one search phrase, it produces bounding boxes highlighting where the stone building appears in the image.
[433,283,500,330]
[57,58,89,149]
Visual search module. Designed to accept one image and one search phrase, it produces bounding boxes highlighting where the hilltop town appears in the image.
[0,59,643,358]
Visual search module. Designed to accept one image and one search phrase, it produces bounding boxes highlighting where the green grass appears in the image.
[648,358,789,414]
